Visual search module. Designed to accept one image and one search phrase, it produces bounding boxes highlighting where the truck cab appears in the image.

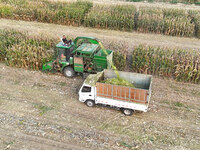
[79,83,95,106]
[78,72,104,107]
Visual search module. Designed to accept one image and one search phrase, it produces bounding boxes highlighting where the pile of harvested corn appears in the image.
[101,78,135,88]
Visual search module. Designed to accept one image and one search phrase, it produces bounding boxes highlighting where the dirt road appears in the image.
[0,19,200,51]
[0,63,200,149]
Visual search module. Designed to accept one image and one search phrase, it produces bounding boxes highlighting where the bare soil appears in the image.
[0,63,200,149]
[1,19,200,52]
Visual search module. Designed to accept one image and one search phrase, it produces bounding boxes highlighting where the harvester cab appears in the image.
[56,42,74,62]
[42,36,113,78]
[42,41,75,73]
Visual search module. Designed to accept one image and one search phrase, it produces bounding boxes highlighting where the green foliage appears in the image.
[33,103,53,116]
[148,0,154,2]
[101,78,135,88]
[132,45,200,83]
[126,0,142,1]
[119,141,134,148]
[0,5,13,17]
[173,101,184,107]
[195,2,200,5]
[170,0,178,4]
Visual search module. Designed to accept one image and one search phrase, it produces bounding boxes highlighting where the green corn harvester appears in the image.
[42,37,113,77]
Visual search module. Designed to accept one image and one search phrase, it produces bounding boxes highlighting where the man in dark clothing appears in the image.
[62,35,72,46]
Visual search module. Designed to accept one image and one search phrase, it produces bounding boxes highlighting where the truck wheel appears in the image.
[63,66,75,78]
[122,109,133,116]
[85,100,95,107]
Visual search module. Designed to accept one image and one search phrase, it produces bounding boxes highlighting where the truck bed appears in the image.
[96,83,148,104]
[96,70,152,107]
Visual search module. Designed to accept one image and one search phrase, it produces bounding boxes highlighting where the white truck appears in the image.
[78,69,152,116]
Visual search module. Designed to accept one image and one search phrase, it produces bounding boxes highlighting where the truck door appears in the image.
[79,85,95,102]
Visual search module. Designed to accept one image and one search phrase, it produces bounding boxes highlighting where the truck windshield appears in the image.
[81,86,91,92]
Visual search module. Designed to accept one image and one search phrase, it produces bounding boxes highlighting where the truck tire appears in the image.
[85,100,95,107]
[122,109,133,116]
[63,66,75,78]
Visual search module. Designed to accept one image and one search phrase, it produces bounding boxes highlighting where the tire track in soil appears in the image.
[0,128,89,150]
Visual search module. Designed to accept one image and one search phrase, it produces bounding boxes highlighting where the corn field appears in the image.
[5,41,52,70]
[107,41,128,71]
[137,8,195,37]
[0,30,25,61]
[132,45,200,83]
[0,0,200,38]
[1,29,200,83]
[188,10,200,38]
[84,4,136,31]
[0,0,93,26]
[0,29,56,70]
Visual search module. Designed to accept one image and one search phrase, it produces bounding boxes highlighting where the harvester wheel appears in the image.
[122,109,133,116]
[63,66,75,78]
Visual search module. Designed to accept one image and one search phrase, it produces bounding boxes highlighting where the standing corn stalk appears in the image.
[132,45,200,83]
[84,4,136,31]
[137,7,195,37]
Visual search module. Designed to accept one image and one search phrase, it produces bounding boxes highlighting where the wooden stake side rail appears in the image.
[96,82,148,104]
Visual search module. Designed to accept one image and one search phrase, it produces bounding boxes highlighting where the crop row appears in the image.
[0,0,93,26]
[1,29,199,83]
[0,0,200,38]
[132,45,200,83]
[84,5,136,31]
[137,8,196,37]
[0,29,55,70]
